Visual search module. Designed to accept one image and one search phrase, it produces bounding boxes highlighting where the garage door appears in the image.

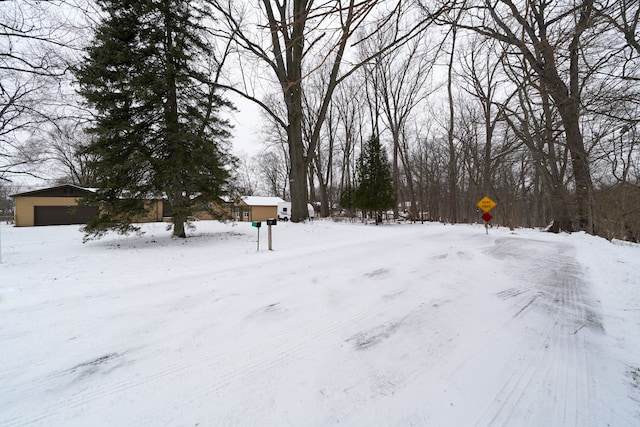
[34,206,98,226]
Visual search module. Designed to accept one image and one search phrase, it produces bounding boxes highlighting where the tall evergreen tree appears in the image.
[353,135,395,224]
[74,0,235,238]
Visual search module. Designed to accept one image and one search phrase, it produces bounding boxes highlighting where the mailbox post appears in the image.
[252,221,261,251]
[266,218,277,250]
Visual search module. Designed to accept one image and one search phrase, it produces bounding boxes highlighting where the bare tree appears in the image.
[595,0,640,56]
[457,37,510,194]
[209,1,436,221]
[1,0,88,180]
[309,94,335,218]
[498,69,575,232]
[410,124,448,222]
[36,120,95,186]
[333,79,365,210]
[429,0,606,233]
[258,150,289,199]
[445,24,461,224]
[362,30,438,218]
[0,180,19,221]
[234,153,261,196]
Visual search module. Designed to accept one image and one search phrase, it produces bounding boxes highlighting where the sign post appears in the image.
[266,218,277,250]
[252,221,261,251]
[476,196,497,234]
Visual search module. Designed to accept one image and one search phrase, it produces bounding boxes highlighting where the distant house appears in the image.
[178,195,234,221]
[234,196,285,222]
[11,185,98,227]
[11,184,163,227]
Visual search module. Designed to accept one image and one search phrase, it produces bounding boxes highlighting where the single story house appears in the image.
[177,195,234,221]
[11,184,163,227]
[234,196,285,222]
[11,185,98,227]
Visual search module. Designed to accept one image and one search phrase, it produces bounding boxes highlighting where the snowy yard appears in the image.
[1,220,639,426]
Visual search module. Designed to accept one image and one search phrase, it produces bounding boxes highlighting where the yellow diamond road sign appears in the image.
[477,196,496,213]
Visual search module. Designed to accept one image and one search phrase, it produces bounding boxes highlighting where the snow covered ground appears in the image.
[1,219,639,426]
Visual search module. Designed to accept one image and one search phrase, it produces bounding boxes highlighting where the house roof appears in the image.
[241,196,285,207]
[10,184,95,198]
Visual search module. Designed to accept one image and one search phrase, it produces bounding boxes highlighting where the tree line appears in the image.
[1,0,638,241]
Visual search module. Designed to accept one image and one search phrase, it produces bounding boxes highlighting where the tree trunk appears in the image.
[547,184,573,233]
[447,26,458,223]
[285,1,309,223]
[162,5,187,238]
[314,159,331,218]
[530,1,595,233]
[288,110,309,222]
[173,212,187,238]
[392,132,400,217]
[398,137,418,218]
[555,100,595,234]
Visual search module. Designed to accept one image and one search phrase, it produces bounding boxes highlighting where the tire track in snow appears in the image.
[138,290,441,426]
[0,236,396,405]
[476,238,604,427]
[1,282,412,427]
[1,233,372,424]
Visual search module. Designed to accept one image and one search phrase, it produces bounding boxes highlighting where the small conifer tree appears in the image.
[339,184,355,217]
[353,135,395,224]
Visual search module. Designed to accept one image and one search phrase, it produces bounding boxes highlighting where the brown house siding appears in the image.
[12,185,163,227]
[233,197,283,222]
[14,196,91,227]
[243,205,277,221]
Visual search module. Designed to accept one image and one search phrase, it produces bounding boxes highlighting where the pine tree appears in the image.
[353,135,395,224]
[74,0,235,239]
[339,183,355,217]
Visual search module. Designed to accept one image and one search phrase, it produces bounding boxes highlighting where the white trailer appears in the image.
[278,202,315,221]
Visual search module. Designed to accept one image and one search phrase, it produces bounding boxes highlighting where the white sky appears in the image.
[225,93,265,157]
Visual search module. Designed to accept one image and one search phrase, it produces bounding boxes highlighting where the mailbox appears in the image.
[267,218,277,226]
[251,221,261,228]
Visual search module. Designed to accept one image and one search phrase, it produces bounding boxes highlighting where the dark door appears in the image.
[34,206,98,226]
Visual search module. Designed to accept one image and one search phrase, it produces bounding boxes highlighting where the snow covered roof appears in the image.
[241,196,285,207]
